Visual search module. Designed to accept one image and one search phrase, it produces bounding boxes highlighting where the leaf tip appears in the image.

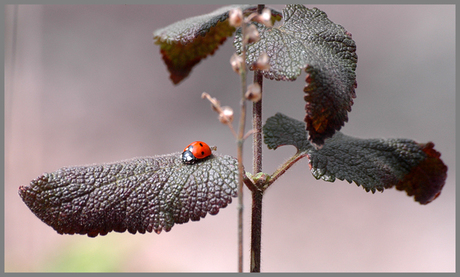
[396,142,448,204]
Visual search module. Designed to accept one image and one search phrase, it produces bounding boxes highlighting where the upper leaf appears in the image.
[235,5,357,147]
[263,113,448,204]
[153,5,282,84]
[18,153,238,237]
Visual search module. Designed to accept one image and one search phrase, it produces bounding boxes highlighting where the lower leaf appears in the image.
[19,153,238,237]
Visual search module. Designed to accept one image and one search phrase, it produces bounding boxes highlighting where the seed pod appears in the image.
[253,52,270,71]
[230,53,244,74]
[219,106,234,124]
[257,8,273,27]
[229,8,243,27]
[245,83,261,102]
[245,24,260,44]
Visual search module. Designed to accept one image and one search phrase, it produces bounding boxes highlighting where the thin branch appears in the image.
[236,20,248,274]
[201,92,237,138]
[265,151,308,189]
[243,129,255,140]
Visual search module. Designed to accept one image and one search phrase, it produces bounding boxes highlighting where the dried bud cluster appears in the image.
[202,92,234,124]
[229,8,273,75]
[230,7,272,29]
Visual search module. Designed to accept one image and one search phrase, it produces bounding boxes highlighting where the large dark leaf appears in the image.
[235,5,357,147]
[19,153,238,237]
[153,5,282,84]
[263,113,447,204]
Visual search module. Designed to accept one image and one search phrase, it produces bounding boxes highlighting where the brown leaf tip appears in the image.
[395,142,448,204]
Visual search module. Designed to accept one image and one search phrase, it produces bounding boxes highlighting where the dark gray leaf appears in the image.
[263,113,447,204]
[19,153,238,237]
[235,5,357,147]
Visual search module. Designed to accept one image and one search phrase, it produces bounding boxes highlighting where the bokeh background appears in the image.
[5,5,455,272]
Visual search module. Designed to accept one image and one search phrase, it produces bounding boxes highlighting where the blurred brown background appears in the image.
[5,5,455,272]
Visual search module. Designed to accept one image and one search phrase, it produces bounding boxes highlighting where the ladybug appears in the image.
[181,141,212,165]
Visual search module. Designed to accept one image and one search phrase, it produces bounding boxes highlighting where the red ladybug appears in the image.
[181,141,212,164]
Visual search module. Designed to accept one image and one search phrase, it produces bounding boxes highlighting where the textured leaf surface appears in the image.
[19,153,238,237]
[153,5,282,84]
[263,113,448,204]
[235,5,357,147]
[263,112,314,152]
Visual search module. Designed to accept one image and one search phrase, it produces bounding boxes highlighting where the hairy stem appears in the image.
[249,4,266,273]
[250,70,264,273]
[253,71,263,174]
[250,188,263,272]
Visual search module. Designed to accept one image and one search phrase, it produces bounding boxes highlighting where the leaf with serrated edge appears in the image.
[18,152,238,237]
[153,5,282,84]
[235,5,357,147]
[263,112,314,152]
[263,113,447,204]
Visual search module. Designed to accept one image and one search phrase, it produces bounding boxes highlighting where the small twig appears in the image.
[243,129,256,140]
[201,92,237,138]
[236,19,249,273]
[265,151,308,190]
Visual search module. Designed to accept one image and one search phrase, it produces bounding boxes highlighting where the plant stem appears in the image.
[250,70,264,273]
[237,21,248,274]
[253,71,263,173]
[249,4,265,273]
[250,188,263,272]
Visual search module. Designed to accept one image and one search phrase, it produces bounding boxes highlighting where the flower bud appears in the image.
[255,8,273,27]
[245,83,261,102]
[229,8,243,27]
[245,24,260,44]
[253,52,270,71]
[230,53,244,74]
[219,106,234,124]
[253,172,270,184]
